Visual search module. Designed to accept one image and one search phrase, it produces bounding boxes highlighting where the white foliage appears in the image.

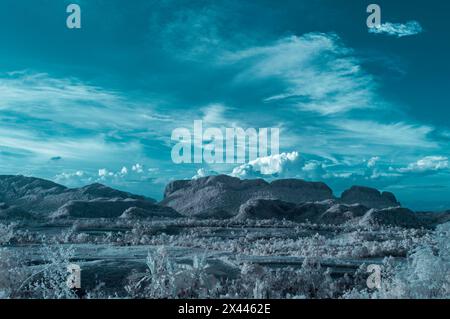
[345,222,450,299]
[0,223,15,245]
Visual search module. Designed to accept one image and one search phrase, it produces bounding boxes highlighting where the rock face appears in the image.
[161,175,334,217]
[358,207,422,228]
[161,175,404,217]
[340,186,400,209]
[0,175,175,219]
[415,211,450,226]
[235,199,332,223]
[235,198,443,228]
[235,199,369,224]
[0,203,33,220]
[318,203,369,224]
[236,199,301,221]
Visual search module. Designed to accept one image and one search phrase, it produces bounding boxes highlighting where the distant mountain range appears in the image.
[1,174,449,227]
[0,175,179,219]
[162,175,400,216]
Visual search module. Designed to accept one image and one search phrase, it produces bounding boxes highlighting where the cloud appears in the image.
[330,120,436,149]
[369,170,402,180]
[205,31,441,169]
[192,168,218,179]
[222,33,378,115]
[0,7,444,206]
[227,151,450,188]
[367,156,380,168]
[228,151,343,181]
[150,3,224,61]
[55,170,85,180]
[0,126,141,162]
[132,163,144,173]
[98,169,110,177]
[230,151,299,178]
[369,21,423,37]
[0,71,176,182]
[201,104,230,126]
[397,156,449,173]
[54,163,163,192]
[0,71,172,139]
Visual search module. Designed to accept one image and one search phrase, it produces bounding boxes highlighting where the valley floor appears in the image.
[0,218,449,299]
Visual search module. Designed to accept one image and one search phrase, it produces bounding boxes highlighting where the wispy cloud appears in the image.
[0,71,170,132]
[0,127,139,161]
[0,71,174,183]
[369,21,423,37]
[330,120,437,149]
[222,33,378,115]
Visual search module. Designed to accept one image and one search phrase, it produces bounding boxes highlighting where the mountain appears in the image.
[161,175,334,217]
[235,199,369,225]
[235,199,335,223]
[161,175,400,217]
[0,175,179,219]
[1,174,447,227]
[235,198,445,228]
[51,198,180,219]
[358,207,422,228]
[340,186,400,209]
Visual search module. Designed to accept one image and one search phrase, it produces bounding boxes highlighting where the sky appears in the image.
[0,0,449,210]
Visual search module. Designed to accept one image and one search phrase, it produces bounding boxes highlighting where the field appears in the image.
[1,217,448,299]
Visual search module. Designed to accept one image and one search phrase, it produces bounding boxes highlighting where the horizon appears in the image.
[1,0,449,211]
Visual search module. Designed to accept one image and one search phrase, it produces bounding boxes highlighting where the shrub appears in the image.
[15,245,78,299]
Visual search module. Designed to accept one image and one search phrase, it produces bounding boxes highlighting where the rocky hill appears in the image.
[0,175,179,219]
[161,175,334,217]
[161,175,400,217]
[340,186,400,209]
[235,198,443,228]
[1,174,447,227]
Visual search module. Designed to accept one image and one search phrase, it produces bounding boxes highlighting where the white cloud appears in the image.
[397,156,449,173]
[226,150,449,187]
[369,21,423,37]
[75,171,84,177]
[367,156,380,168]
[223,33,378,115]
[0,71,171,176]
[230,151,299,178]
[369,170,402,180]
[192,168,218,179]
[0,71,171,131]
[214,33,441,167]
[98,169,109,177]
[132,163,144,173]
[55,170,85,180]
[331,120,436,148]
[302,161,321,172]
[201,104,229,126]
[54,170,93,187]
[52,164,164,192]
[0,126,141,161]
[324,172,353,179]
